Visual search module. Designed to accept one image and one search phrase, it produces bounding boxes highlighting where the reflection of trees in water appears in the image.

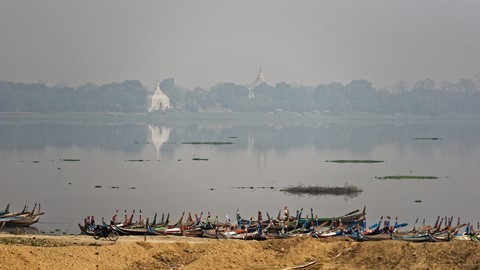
[200,121,480,156]
[0,122,147,153]
[2,120,480,156]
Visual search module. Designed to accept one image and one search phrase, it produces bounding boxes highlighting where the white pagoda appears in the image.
[253,66,267,88]
[249,66,267,99]
[148,81,171,112]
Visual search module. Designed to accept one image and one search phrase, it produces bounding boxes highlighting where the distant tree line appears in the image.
[0,80,148,113]
[1,77,480,115]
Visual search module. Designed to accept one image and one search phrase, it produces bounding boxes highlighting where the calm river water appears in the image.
[1,114,480,233]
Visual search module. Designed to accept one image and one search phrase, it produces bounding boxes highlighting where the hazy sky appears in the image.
[1,0,479,90]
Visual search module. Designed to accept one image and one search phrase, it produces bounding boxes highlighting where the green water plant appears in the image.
[377,175,438,180]
[326,160,384,163]
[280,183,362,197]
[182,142,233,145]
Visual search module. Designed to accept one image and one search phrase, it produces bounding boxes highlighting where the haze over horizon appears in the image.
[1,0,479,90]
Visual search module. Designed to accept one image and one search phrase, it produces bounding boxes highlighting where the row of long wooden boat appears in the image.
[0,204,44,228]
[78,207,480,242]
[79,207,367,239]
[393,216,480,242]
[354,215,480,243]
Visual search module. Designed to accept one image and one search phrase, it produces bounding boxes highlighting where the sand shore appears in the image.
[1,233,479,269]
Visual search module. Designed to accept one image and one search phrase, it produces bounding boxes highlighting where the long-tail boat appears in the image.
[0,204,10,216]
[150,212,186,235]
[1,204,45,227]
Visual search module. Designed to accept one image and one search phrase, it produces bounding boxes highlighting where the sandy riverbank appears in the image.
[1,234,479,269]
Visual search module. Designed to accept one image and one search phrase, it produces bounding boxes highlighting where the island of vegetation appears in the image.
[280,183,362,197]
[182,142,233,145]
[326,160,384,163]
[376,175,439,180]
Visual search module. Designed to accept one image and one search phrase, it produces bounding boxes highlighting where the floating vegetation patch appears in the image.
[280,183,362,198]
[192,158,209,161]
[233,186,276,190]
[182,142,233,145]
[326,160,384,163]
[376,175,438,180]
[412,137,442,140]
[62,159,80,162]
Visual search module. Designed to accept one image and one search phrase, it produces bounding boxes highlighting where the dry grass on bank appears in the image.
[1,234,480,269]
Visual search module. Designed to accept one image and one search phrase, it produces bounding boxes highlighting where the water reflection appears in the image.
[148,125,170,160]
[0,122,146,152]
[1,121,480,156]
[1,118,480,233]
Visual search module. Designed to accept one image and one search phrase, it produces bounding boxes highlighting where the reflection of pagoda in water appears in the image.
[148,81,171,112]
[248,134,268,173]
[148,125,171,159]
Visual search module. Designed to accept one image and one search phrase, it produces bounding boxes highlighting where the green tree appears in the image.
[208,83,251,111]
